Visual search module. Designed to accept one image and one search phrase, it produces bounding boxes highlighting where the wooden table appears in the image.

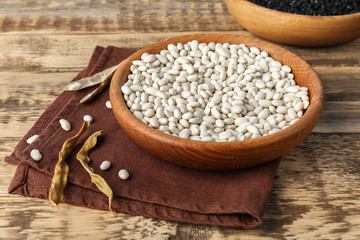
[1,1,359,239]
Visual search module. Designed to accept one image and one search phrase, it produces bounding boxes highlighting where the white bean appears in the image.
[278,121,287,129]
[30,149,42,161]
[145,87,167,99]
[247,125,260,135]
[272,99,283,107]
[149,117,160,128]
[179,129,190,139]
[304,100,310,109]
[231,105,242,114]
[288,108,297,120]
[211,107,221,119]
[83,115,93,122]
[219,131,232,140]
[211,94,222,104]
[259,99,271,108]
[189,117,202,124]
[121,85,132,95]
[294,102,304,112]
[144,109,155,117]
[118,169,130,180]
[26,134,39,144]
[100,161,111,171]
[59,119,71,131]
[203,116,215,124]
[122,41,308,142]
[277,106,287,114]
[68,82,82,90]
[269,128,281,134]
[258,109,270,120]
[133,111,143,119]
[286,86,299,93]
[202,136,215,142]
[105,100,112,109]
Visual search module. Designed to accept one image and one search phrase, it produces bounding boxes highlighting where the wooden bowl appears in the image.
[225,0,360,47]
[110,34,324,170]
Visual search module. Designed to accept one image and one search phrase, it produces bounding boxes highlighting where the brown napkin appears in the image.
[5,46,280,229]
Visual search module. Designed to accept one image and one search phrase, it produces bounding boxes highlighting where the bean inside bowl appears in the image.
[110,34,324,170]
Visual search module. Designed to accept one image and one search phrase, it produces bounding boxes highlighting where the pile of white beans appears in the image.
[121,40,309,142]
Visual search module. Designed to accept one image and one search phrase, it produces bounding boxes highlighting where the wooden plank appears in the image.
[0,71,73,137]
[0,31,253,72]
[0,0,241,33]
[1,32,359,72]
[315,67,360,101]
[314,101,360,133]
[287,40,360,67]
[1,133,359,239]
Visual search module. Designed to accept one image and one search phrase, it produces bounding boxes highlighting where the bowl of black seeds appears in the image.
[225,0,360,46]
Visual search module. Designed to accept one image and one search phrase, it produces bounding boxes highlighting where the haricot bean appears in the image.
[83,115,93,123]
[118,169,130,180]
[100,161,111,170]
[105,100,112,109]
[121,40,309,142]
[30,149,42,161]
[26,134,39,144]
[59,118,71,131]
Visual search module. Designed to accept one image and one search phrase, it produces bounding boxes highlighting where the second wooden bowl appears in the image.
[225,0,360,47]
[110,34,324,170]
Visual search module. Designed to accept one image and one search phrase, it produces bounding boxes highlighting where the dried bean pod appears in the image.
[48,121,90,209]
[64,64,120,91]
[76,130,115,215]
[79,72,113,104]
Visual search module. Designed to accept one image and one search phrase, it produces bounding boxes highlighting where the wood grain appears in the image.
[2,31,360,72]
[0,0,240,33]
[1,0,360,238]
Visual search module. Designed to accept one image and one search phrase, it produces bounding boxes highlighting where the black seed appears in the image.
[248,0,360,16]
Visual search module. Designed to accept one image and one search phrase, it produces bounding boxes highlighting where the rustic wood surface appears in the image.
[0,0,359,239]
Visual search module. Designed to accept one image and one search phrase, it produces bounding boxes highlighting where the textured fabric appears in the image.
[5,46,280,228]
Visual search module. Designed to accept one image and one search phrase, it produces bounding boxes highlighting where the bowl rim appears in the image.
[239,0,360,19]
[110,33,324,150]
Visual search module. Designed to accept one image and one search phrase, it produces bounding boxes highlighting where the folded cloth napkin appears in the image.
[5,46,280,229]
